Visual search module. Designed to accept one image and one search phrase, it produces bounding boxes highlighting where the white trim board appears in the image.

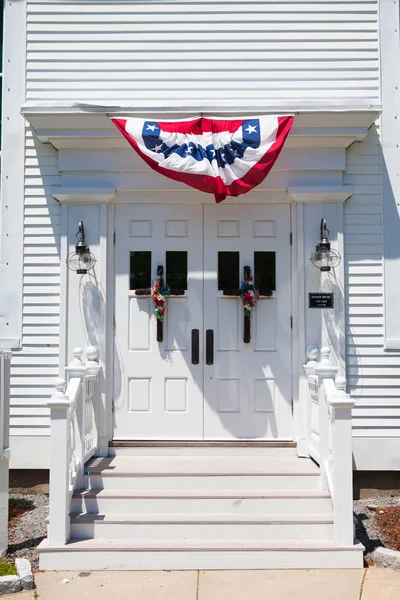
[0,1,27,350]
[53,188,116,203]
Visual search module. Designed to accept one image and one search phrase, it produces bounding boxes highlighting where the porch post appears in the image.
[46,378,71,546]
[329,377,356,545]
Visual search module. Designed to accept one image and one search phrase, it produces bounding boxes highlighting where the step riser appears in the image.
[109,448,297,457]
[39,548,364,571]
[84,474,321,491]
[70,522,334,540]
[71,497,332,515]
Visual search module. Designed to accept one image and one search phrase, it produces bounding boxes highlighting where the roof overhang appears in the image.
[21,103,381,151]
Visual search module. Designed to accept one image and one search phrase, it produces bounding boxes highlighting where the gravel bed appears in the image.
[7,493,49,572]
[354,495,400,563]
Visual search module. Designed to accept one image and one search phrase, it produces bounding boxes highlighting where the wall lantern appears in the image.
[66,221,96,274]
[310,218,341,272]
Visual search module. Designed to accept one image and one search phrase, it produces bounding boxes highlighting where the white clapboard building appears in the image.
[0,0,399,570]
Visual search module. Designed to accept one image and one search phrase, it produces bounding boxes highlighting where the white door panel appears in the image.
[114,204,204,439]
[203,204,292,440]
[114,203,292,440]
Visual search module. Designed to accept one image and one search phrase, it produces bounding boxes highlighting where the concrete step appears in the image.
[70,513,334,540]
[38,538,365,570]
[71,488,332,515]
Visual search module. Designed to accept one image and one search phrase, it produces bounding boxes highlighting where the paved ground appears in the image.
[5,567,400,599]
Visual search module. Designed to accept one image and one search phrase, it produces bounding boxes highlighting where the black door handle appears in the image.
[206,329,214,365]
[191,329,199,365]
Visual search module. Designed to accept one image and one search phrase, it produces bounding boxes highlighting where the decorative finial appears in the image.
[335,377,347,393]
[320,347,330,363]
[54,378,66,395]
[72,348,83,364]
[306,345,319,362]
[86,345,99,363]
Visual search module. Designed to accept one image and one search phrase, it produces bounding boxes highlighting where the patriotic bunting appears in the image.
[111,115,293,203]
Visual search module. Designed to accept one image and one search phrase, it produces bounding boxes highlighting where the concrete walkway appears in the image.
[6,567,400,599]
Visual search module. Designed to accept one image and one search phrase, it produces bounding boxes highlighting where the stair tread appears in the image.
[70,512,334,524]
[86,456,320,476]
[38,538,363,552]
[73,488,330,499]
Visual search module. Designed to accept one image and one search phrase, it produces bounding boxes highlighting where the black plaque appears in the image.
[309,293,334,309]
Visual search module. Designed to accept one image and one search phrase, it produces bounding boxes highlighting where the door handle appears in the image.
[206,329,214,365]
[191,329,199,365]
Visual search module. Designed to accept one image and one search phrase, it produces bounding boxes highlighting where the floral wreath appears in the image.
[151,276,171,322]
[240,273,259,317]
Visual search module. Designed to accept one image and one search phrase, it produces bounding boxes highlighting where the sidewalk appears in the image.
[6,566,400,599]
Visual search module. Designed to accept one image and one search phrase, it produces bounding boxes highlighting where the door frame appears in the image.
[107,196,303,444]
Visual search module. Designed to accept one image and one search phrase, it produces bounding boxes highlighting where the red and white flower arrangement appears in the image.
[151,276,171,322]
[240,274,259,317]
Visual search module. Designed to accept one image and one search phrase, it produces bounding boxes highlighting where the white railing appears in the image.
[46,346,102,546]
[303,346,355,546]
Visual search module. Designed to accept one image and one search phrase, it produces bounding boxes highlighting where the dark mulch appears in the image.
[375,506,400,553]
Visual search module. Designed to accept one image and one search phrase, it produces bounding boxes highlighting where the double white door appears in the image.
[114,203,292,440]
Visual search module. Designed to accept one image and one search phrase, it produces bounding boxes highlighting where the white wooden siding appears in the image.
[344,125,400,436]
[9,127,60,438]
[26,0,380,106]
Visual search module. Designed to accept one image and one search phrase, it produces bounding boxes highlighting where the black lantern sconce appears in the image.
[66,221,96,274]
[310,218,341,272]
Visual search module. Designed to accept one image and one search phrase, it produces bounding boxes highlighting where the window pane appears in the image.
[254,251,276,293]
[218,251,239,291]
[130,251,151,290]
[166,251,187,289]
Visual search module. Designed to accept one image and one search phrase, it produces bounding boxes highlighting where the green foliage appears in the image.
[0,560,17,576]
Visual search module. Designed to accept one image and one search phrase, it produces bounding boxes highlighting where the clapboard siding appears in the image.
[343,125,400,435]
[25,0,380,106]
[9,127,61,437]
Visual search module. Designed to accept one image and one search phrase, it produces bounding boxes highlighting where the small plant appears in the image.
[0,559,17,576]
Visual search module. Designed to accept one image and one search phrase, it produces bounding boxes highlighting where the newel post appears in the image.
[315,347,338,480]
[65,348,86,486]
[299,345,319,458]
[46,378,71,546]
[85,346,105,456]
[329,376,356,545]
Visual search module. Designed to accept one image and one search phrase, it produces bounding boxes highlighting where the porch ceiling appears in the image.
[21,104,381,152]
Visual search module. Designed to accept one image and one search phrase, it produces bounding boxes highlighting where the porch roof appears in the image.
[21,103,381,152]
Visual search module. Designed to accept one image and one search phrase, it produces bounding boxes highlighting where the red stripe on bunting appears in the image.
[156,118,245,134]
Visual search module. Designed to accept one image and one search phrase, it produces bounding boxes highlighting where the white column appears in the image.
[46,378,71,546]
[330,376,356,545]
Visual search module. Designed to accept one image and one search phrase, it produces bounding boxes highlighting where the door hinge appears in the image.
[290,316,293,329]
[112,398,115,413]
[113,315,116,330]
[290,232,293,246]
[113,231,116,244]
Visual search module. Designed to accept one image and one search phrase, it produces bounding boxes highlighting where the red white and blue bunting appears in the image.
[111,115,293,203]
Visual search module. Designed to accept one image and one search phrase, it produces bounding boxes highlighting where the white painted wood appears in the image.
[70,516,334,541]
[0,0,26,351]
[114,204,204,440]
[204,204,292,440]
[71,489,332,516]
[25,0,379,108]
[37,538,364,571]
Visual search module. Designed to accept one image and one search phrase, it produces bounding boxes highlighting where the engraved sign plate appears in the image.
[309,293,334,309]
